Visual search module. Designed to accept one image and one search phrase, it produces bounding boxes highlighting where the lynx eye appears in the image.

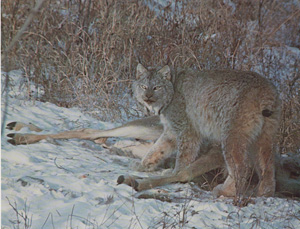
[153,86,161,91]
[140,84,148,90]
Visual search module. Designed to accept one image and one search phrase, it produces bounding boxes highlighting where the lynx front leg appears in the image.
[141,133,176,171]
[173,127,201,174]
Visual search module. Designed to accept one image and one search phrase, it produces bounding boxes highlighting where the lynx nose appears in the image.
[145,91,153,99]
[143,91,155,104]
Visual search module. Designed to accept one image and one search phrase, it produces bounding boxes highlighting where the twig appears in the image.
[70,204,75,229]
[4,0,46,54]
[53,157,74,174]
[1,0,46,136]
[267,10,300,39]
[41,212,55,229]
[6,197,33,229]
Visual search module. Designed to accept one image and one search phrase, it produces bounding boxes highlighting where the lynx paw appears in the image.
[141,156,160,171]
[212,183,236,198]
[257,182,275,197]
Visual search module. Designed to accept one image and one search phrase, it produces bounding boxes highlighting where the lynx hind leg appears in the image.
[215,118,264,197]
[252,117,278,197]
[141,135,176,171]
[215,136,251,197]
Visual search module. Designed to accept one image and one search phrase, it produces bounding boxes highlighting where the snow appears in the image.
[2,70,300,228]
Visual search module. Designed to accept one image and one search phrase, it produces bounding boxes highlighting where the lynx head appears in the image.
[132,64,174,115]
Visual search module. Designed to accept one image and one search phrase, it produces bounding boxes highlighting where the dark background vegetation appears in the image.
[2,0,299,154]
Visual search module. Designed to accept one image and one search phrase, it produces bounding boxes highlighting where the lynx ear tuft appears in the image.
[136,63,148,79]
[158,65,171,81]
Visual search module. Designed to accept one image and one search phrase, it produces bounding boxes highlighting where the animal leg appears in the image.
[7,129,109,145]
[174,127,201,173]
[252,120,277,197]
[216,133,253,197]
[119,147,224,191]
[141,133,176,171]
[7,116,163,145]
[6,121,43,132]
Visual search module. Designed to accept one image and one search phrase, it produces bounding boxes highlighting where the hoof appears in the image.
[6,122,17,130]
[117,175,139,191]
[7,133,17,145]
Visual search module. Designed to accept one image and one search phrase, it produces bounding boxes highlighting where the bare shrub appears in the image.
[6,197,33,229]
[2,0,299,153]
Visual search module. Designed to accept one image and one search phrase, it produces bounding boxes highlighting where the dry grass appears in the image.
[2,0,299,154]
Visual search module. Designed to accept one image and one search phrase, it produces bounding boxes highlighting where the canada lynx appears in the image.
[133,64,281,197]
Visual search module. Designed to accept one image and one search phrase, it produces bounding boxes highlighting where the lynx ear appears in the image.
[158,65,171,81]
[136,63,148,79]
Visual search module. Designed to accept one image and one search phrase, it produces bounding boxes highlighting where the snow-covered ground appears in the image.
[1,70,300,228]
